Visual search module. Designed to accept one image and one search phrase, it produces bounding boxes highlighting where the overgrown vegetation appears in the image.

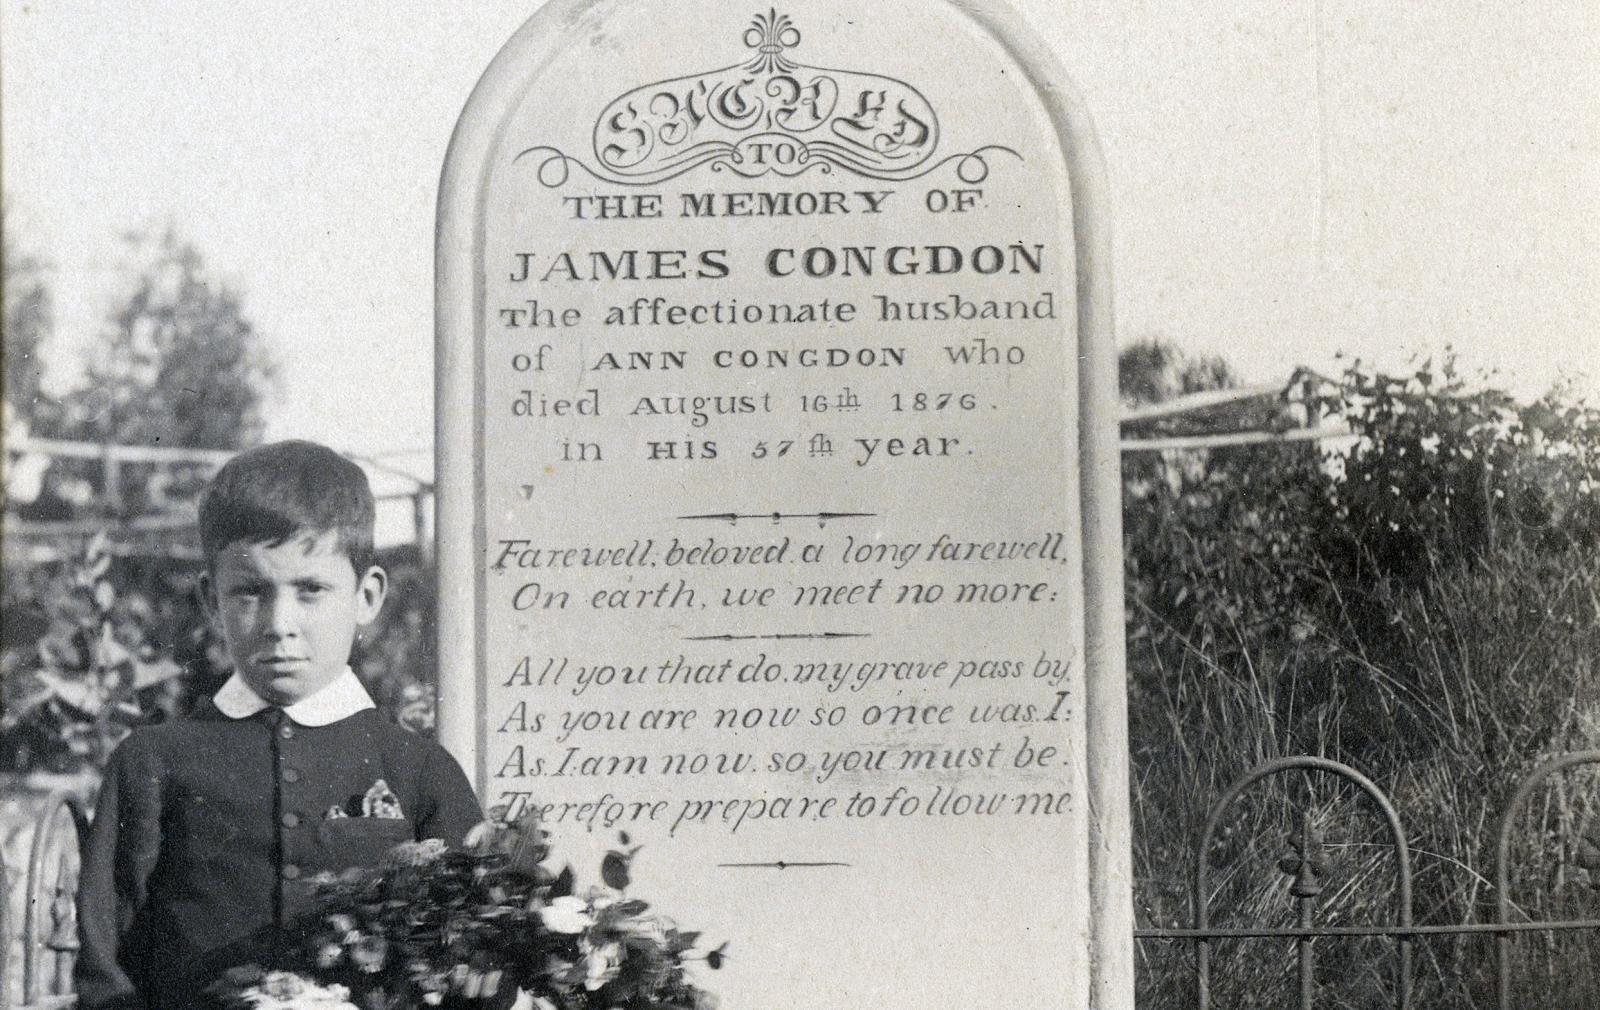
[0,545,441,772]
[1124,342,1600,1008]
[0,534,184,773]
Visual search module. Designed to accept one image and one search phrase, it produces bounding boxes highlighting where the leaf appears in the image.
[1,685,56,729]
[84,536,112,579]
[36,671,103,715]
[463,820,497,850]
[551,864,575,898]
[508,809,546,874]
[95,623,132,670]
[601,850,631,891]
[132,657,183,690]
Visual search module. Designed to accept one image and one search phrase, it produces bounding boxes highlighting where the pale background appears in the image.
[3,5,1594,1006]
[4,0,1596,458]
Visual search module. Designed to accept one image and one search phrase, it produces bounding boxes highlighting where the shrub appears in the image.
[0,533,184,773]
[352,549,438,735]
[1127,353,1600,1007]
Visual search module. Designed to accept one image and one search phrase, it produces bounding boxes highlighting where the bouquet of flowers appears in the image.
[212,810,723,1010]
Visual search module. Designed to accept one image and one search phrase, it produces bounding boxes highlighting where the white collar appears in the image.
[213,667,376,726]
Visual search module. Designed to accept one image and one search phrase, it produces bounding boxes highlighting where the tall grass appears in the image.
[1130,536,1600,1008]
[1122,354,1600,1007]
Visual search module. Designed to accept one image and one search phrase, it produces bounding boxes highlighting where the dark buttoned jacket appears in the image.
[74,697,483,1009]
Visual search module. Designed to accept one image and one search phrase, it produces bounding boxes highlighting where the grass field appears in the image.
[1126,470,1600,1005]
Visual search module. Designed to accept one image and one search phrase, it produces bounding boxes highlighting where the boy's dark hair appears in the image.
[199,440,376,574]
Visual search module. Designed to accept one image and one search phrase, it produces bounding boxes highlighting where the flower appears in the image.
[237,971,358,1009]
[540,895,593,934]
[544,955,582,989]
[210,824,719,1010]
[350,933,389,973]
[385,837,449,868]
[581,938,624,991]
[314,942,343,969]
[259,973,302,1000]
[616,915,668,947]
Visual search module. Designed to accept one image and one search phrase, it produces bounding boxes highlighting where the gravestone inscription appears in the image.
[437,2,1130,1005]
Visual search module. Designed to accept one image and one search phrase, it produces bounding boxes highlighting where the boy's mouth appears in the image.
[256,655,310,669]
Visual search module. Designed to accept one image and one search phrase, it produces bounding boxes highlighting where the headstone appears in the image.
[436,2,1131,1006]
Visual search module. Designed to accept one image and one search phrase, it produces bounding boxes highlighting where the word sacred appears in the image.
[560,190,895,220]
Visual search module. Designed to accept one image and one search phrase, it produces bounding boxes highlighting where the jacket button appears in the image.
[281,812,302,829]
[278,724,296,740]
[282,767,302,784]
[281,864,301,880]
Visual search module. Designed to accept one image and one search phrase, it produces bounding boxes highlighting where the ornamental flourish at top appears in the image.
[520,10,1012,185]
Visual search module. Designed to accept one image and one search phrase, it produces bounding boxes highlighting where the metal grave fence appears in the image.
[1136,753,1600,1009]
[1,791,84,1010]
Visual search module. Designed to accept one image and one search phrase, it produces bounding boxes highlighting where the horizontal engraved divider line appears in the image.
[684,632,872,642]
[676,511,879,525]
[716,861,852,871]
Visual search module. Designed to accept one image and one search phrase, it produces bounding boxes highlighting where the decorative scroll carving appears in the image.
[516,9,1017,186]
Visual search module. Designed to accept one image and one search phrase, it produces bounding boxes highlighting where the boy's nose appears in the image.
[261,596,303,638]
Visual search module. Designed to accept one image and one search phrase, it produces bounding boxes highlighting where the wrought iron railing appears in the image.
[1137,753,1600,1009]
[3,792,83,1010]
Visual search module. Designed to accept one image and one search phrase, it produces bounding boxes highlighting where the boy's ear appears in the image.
[355,565,388,626]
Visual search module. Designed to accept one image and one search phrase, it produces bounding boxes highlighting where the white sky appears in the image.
[4,1,1597,464]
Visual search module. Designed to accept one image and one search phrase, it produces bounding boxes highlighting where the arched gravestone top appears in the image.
[436,2,1130,1005]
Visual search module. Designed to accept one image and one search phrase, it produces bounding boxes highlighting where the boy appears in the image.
[75,440,484,1009]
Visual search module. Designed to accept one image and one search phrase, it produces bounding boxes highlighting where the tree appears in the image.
[58,227,276,451]
[38,228,277,518]
[1118,334,1240,408]
[2,214,53,418]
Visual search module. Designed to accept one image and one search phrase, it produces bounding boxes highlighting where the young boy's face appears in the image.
[204,530,387,706]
